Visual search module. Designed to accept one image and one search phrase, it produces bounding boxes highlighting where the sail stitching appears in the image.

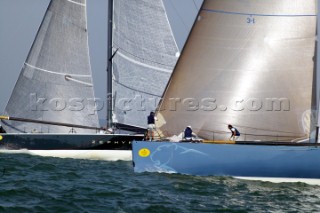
[25,63,91,78]
[202,9,316,17]
[116,51,172,73]
[66,0,86,7]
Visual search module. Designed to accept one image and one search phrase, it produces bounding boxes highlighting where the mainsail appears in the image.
[156,0,317,141]
[2,0,99,133]
[112,0,180,129]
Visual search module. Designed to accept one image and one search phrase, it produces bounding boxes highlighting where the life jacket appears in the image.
[233,128,240,136]
[184,127,192,138]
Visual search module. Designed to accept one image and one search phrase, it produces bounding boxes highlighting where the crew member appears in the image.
[147,111,157,141]
[184,126,193,141]
[228,124,240,141]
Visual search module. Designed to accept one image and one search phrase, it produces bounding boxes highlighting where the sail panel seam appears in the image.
[25,63,91,78]
[202,9,316,17]
[117,51,172,73]
[114,45,176,68]
[66,0,86,7]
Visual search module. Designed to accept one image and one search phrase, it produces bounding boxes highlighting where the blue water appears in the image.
[0,153,320,212]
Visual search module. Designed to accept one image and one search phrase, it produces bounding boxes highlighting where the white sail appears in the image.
[112,0,179,129]
[2,0,99,133]
[157,0,317,141]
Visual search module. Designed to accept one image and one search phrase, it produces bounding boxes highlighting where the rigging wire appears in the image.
[194,128,306,142]
[191,0,200,11]
[166,0,189,33]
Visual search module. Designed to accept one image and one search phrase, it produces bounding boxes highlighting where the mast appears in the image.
[316,0,320,143]
[106,0,113,129]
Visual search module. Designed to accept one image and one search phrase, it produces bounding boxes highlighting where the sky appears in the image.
[0,0,202,119]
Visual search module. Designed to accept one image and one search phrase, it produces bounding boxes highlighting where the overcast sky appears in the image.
[0,0,202,119]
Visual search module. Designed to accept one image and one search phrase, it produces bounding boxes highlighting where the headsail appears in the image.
[112,0,180,130]
[156,0,317,141]
[2,0,99,133]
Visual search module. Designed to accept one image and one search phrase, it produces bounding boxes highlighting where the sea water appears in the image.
[0,153,320,212]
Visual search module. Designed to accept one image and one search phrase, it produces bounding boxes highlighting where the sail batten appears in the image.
[2,0,99,133]
[24,63,92,78]
[116,51,173,73]
[66,0,86,7]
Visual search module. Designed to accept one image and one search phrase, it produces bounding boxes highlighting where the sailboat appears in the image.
[0,0,178,160]
[132,0,320,182]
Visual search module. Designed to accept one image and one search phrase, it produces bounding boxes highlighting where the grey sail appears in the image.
[156,0,316,141]
[2,0,99,133]
[112,0,180,129]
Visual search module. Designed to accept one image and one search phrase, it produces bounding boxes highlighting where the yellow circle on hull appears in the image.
[138,148,150,157]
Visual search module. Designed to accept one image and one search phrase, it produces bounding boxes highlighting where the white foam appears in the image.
[0,149,132,161]
[235,176,320,186]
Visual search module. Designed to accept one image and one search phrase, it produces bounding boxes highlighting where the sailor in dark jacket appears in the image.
[184,126,193,141]
[228,124,240,141]
[147,112,157,141]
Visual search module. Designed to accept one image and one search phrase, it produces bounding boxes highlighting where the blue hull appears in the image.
[132,141,320,179]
